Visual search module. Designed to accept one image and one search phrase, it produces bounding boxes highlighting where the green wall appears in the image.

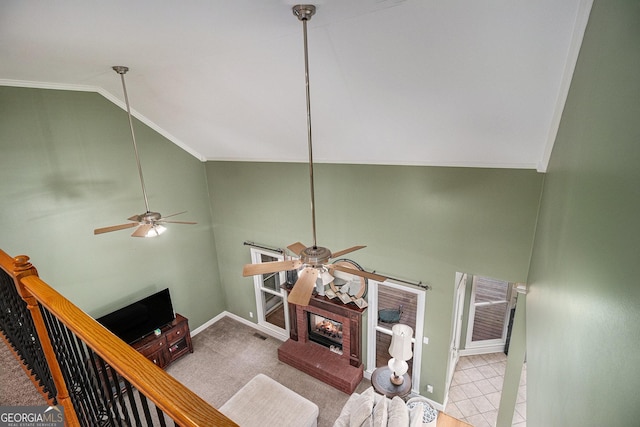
[4,3,639,419]
[0,83,546,410]
[0,86,226,329]
[206,161,543,403]
[526,1,640,425]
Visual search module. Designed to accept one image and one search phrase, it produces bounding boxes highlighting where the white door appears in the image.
[465,275,513,353]
[446,273,467,393]
[367,280,425,394]
[250,248,289,340]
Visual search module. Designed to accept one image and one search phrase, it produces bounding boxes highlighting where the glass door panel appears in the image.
[368,280,425,393]
[250,248,288,338]
[467,276,512,348]
[376,284,418,331]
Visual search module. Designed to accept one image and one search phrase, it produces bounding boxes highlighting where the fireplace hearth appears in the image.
[278,286,365,394]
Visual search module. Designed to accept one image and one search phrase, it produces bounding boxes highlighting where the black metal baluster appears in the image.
[156,404,168,427]
[138,391,155,425]
[86,350,118,427]
[0,269,56,402]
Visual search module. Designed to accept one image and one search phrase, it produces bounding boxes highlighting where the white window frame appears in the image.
[367,279,426,395]
[250,247,289,341]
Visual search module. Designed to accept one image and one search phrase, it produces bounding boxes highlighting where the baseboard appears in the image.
[191,311,287,342]
[190,311,228,336]
[459,345,505,356]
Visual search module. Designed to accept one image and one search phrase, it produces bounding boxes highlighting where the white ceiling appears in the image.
[0,0,592,171]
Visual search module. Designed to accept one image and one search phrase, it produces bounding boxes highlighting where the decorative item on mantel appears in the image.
[325,259,369,308]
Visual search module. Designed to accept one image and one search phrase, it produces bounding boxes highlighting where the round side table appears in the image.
[371,366,412,399]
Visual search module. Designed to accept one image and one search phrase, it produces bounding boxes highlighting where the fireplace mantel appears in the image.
[278,285,365,394]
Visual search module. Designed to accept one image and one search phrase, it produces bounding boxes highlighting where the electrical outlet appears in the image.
[427,384,433,393]
[249,311,254,318]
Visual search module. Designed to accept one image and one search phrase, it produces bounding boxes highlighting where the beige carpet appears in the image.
[167,316,370,427]
[0,338,46,406]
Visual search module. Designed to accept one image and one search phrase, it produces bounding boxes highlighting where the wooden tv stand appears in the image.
[131,313,193,369]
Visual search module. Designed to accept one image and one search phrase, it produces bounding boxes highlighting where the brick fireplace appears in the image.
[278,287,365,394]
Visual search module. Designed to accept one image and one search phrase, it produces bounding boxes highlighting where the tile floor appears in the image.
[444,353,526,427]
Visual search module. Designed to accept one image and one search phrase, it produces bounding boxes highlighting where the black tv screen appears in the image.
[96,288,175,344]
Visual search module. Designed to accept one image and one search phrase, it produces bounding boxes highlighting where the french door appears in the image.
[249,248,289,340]
[464,275,513,353]
[367,279,425,394]
[446,273,467,393]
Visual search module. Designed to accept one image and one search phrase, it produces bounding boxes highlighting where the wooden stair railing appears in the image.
[0,250,237,427]
[0,253,57,405]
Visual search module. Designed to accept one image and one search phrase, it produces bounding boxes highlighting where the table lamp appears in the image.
[388,323,413,385]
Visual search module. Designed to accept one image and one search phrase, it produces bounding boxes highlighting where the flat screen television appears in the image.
[96,288,175,344]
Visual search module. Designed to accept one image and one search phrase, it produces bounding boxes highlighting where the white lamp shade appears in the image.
[320,270,334,285]
[146,224,167,237]
[388,324,413,361]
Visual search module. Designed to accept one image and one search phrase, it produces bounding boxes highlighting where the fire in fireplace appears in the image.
[308,313,343,351]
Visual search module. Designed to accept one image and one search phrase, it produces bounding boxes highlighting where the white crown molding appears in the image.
[538,0,594,173]
[205,155,541,170]
[0,79,206,162]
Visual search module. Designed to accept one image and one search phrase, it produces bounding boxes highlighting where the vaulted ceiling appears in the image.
[0,1,592,171]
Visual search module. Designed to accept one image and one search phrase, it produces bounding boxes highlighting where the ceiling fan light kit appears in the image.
[93,66,196,238]
[242,5,387,307]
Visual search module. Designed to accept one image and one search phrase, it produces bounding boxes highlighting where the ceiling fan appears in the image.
[94,66,196,238]
[242,5,386,306]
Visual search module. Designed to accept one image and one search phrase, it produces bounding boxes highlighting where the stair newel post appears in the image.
[12,255,80,427]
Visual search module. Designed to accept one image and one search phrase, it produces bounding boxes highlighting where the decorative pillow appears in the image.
[333,393,360,427]
[360,386,376,401]
[371,395,388,427]
[408,402,423,427]
[386,396,409,427]
[349,387,375,427]
[372,390,386,407]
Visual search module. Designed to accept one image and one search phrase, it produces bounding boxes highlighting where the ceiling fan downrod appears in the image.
[113,65,152,216]
[293,5,319,250]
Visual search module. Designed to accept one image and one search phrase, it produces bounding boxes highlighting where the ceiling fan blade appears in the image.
[131,223,153,238]
[242,259,303,277]
[287,242,308,256]
[127,214,141,221]
[328,264,387,282]
[287,267,319,306]
[161,211,187,219]
[94,223,138,235]
[330,245,366,259]
[158,220,197,225]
